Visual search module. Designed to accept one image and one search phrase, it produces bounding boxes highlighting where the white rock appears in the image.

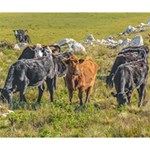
[68,42,86,52]
[8,110,14,113]
[58,38,76,46]
[130,35,144,46]
[118,39,123,45]
[106,36,114,40]
[14,44,20,50]
[121,38,131,47]
[14,43,28,50]
[125,25,137,33]
[95,39,101,43]
[140,22,146,27]
[1,113,9,117]
[100,39,109,45]
[86,34,95,41]
[147,18,150,25]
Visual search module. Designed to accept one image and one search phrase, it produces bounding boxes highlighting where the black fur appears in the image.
[0,56,67,104]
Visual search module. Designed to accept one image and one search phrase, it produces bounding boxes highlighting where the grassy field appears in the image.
[0,13,150,137]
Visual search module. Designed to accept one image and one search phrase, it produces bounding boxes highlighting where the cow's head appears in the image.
[34,44,44,58]
[43,46,52,57]
[111,92,127,107]
[64,56,84,76]
[0,88,13,103]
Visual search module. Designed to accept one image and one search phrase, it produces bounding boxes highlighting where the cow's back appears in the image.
[78,59,98,89]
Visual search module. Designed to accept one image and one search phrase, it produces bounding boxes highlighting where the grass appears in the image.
[0,13,150,137]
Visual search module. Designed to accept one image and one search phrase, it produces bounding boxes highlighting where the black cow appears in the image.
[13,29,27,43]
[111,60,149,107]
[18,45,72,90]
[13,29,31,43]
[106,45,149,88]
[0,55,67,104]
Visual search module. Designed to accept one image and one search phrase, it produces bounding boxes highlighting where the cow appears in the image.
[18,44,62,60]
[18,44,72,87]
[64,56,98,105]
[106,45,149,88]
[111,60,149,107]
[13,29,28,43]
[13,29,31,43]
[0,55,67,104]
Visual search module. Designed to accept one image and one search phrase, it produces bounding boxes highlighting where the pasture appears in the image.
[0,13,150,137]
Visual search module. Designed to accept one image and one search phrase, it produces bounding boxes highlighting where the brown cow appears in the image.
[64,56,98,105]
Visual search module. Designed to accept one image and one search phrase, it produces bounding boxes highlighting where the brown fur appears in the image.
[65,57,98,105]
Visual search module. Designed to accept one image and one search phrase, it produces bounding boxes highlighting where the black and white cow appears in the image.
[13,29,31,43]
[13,29,27,43]
[0,55,67,104]
[106,45,149,88]
[111,60,149,107]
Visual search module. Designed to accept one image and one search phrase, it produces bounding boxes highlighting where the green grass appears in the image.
[0,13,150,137]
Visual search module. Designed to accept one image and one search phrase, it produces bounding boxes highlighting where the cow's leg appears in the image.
[64,77,66,87]
[127,91,132,105]
[68,89,73,105]
[85,87,92,104]
[19,82,28,102]
[137,84,146,107]
[36,83,45,104]
[46,78,54,102]
[54,75,57,90]
[78,88,83,105]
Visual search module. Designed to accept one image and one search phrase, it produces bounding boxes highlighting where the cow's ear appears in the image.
[111,92,117,97]
[78,59,84,64]
[25,29,28,32]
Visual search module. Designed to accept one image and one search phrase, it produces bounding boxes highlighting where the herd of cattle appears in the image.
[0,30,149,108]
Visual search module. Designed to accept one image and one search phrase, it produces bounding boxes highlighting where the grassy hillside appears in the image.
[0,13,150,44]
[0,13,150,137]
